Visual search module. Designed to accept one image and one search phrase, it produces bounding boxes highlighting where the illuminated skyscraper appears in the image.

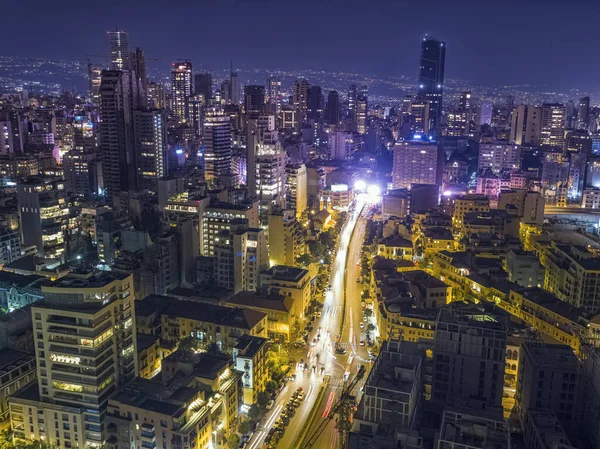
[107,28,130,70]
[416,36,446,135]
[293,79,310,116]
[355,85,368,134]
[244,85,265,116]
[510,105,541,145]
[540,103,566,148]
[307,85,324,121]
[392,138,443,189]
[133,110,168,189]
[230,68,241,105]
[130,47,147,92]
[348,84,357,121]
[87,63,102,105]
[171,61,192,123]
[579,96,590,130]
[266,75,281,112]
[203,108,232,183]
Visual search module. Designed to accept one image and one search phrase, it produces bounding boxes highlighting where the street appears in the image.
[246,198,371,449]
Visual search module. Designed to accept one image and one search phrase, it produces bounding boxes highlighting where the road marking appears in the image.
[248,430,264,449]
[265,403,283,430]
[322,391,335,418]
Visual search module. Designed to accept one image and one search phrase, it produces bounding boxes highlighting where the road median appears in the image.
[290,377,330,449]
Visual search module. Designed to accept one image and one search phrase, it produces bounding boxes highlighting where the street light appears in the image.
[354,180,366,192]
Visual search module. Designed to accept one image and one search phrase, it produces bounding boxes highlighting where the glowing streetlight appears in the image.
[354,180,366,192]
[367,185,381,196]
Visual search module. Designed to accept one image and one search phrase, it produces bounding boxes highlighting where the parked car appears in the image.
[266,400,274,410]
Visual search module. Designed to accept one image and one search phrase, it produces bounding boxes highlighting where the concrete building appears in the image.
[437,407,508,449]
[260,265,312,316]
[286,164,307,218]
[505,249,545,288]
[321,184,353,211]
[382,189,410,218]
[0,271,45,312]
[0,349,36,422]
[477,142,520,175]
[17,177,70,259]
[133,109,168,189]
[522,409,576,449]
[62,151,98,196]
[510,105,542,145]
[9,271,136,448]
[498,190,545,225]
[540,103,566,148]
[171,61,192,123]
[328,130,353,160]
[267,209,305,267]
[516,342,578,432]
[377,235,413,261]
[203,108,232,183]
[0,229,22,268]
[214,219,268,294]
[433,306,507,407]
[232,335,269,406]
[392,140,443,189]
[543,241,600,314]
[255,143,286,219]
[451,194,490,230]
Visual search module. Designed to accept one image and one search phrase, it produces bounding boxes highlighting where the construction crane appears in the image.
[301,364,366,449]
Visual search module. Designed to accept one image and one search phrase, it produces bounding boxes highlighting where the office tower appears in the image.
[247,116,278,194]
[516,341,578,432]
[220,79,231,104]
[130,47,146,93]
[417,36,446,134]
[510,105,542,145]
[286,164,307,218]
[244,85,266,116]
[133,109,168,189]
[72,115,95,151]
[541,103,566,148]
[17,177,69,258]
[146,81,167,109]
[99,70,135,203]
[579,96,590,130]
[62,151,99,196]
[268,209,305,266]
[293,79,310,115]
[107,28,129,70]
[171,61,192,123]
[266,75,281,112]
[188,94,204,137]
[565,129,592,153]
[87,63,102,105]
[203,107,232,183]
[355,85,368,134]
[348,84,357,120]
[9,272,136,448]
[478,101,493,127]
[214,218,268,293]
[307,85,324,121]
[566,100,577,129]
[194,72,212,100]
[408,100,430,136]
[255,142,286,217]
[230,70,241,105]
[392,139,443,189]
[326,90,340,125]
[328,130,353,160]
[433,306,507,407]
[478,142,521,175]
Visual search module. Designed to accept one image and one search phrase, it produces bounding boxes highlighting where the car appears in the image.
[290,373,297,381]
[317,311,322,317]
[360,340,365,346]
[266,400,274,410]
[363,316,367,322]
[361,302,365,308]
[311,338,317,346]
[327,285,332,291]
[317,333,321,340]
[335,346,347,354]
[297,387,303,393]
[360,322,365,329]
[297,391,305,401]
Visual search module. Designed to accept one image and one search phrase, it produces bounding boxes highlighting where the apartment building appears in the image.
[232,335,269,405]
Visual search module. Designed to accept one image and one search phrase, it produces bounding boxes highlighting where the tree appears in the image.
[227,434,241,449]
[257,391,270,410]
[364,309,373,318]
[367,323,376,333]
[265,380,277,393]
[178,336,200,352]
[239,420,251,435]
[296,254,312,267]
[206,342,220,354]
[248,404,261,421]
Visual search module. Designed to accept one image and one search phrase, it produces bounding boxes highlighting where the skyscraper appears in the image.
[347,84,357,121]
[87,63,102,105]
[133,109,168,189]
[230,69,241,105]
[194,73,213,101]
[130,47,147,92]
[510,105,541,145]
[244,85,266,116]
[293,79,310,116]
[203,108,232,183]
[540,103,566,148]
[416,36,446,135]
[392,138,443,189]
[171,61,192,123]
[107,28,130,70]
[307,85,324,121]
[355,85,368,134]
[326,90,340,125]
[579,96,590,130]
[266,75,281,112]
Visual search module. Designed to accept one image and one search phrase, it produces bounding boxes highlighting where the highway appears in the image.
[246,198,370,449]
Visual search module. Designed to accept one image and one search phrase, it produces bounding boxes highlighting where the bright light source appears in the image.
[367,185,381,196]
[443,190,452,197]
[354,180,366,191]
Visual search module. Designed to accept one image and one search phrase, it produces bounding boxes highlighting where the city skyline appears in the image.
[1,0,599,91]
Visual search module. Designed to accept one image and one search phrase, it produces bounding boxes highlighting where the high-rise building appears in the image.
[247,116,278,195]
[133,109,168,189]
[348,84,357,121]
[107,28,129,70]
[328,130,353,160]
[355,86,368,134]
[255,142,286,218]
[286,164,307,218]
[409,100,430,136]
[98,70,137,202]
[307,85,324,121]
[87,64,102,105]
[17,176,70,258]
[417,36,446,134]
[130,47,146,92]
[214,218,268,293]
[326,90,340,125]
[230,70,241,105]
[540,103,566,148]
[146,82,167,109]
[433,306,507,407]
[267,209,305,266]
[392,139,443,189]
[579,96,590,130]
[244,85,266,116]
[171,61,192,123]
[194,72,212,101]
[266,75,281,113]
[293,79,310,116]
[203,107,232,183]
[478,142,521,175]
[510,105,542,145]
[62,151,99,196]
[8,272,136,448]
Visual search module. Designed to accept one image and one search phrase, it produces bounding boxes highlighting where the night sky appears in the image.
[3,0,599,89]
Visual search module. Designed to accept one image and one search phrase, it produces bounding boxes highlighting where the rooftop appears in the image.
[379,235,412,248]
[0,271,45,289]
[234,334,269,358]
[262,265,309,283]
[227,290,294,313]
